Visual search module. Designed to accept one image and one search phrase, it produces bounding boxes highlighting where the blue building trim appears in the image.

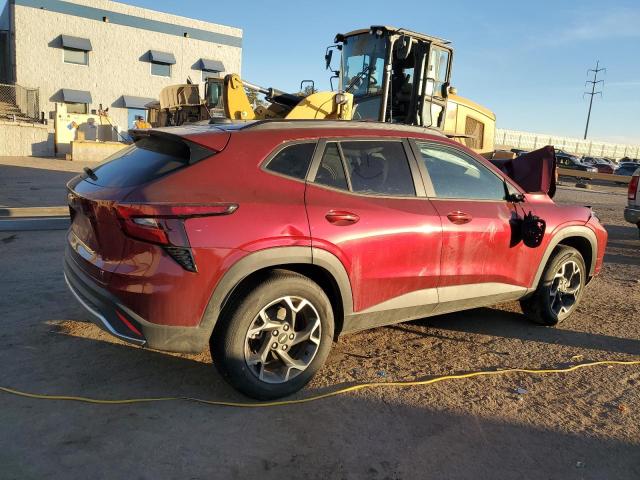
[14,0,242,48]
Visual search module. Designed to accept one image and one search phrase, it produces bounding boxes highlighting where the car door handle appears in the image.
[446,211,472,225]
[325,210,360,226]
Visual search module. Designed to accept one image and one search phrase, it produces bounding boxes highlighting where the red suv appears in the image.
[65,121,607,399]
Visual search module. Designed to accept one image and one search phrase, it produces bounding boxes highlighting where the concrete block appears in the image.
[71,140,128,162]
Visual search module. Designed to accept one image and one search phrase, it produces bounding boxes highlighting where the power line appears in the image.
[583,60,605,140]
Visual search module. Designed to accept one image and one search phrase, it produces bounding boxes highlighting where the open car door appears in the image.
[490,145,557,198]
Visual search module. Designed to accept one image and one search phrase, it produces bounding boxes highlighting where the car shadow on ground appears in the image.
[0,164,79,208]
[398,307,640,357]
[3,270,639,476]
[3,338,639,480]
[43,319,239,401]
[604,252,640,266]
[3,306,639,478]
[604,223,638,240]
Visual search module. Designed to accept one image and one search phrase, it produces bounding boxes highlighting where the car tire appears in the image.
[211,270,334,400]
[520,246,587,326]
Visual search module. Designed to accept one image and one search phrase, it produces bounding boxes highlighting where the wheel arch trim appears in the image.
[529,225,597,290]
[199,246,353,340]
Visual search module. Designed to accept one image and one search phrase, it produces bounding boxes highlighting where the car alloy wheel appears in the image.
[549,260,582,317]
[244,296,322,384]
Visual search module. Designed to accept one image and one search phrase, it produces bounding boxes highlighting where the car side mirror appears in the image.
[507,192,525,203]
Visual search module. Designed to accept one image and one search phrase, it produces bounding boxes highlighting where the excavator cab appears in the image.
[331,26,453,129]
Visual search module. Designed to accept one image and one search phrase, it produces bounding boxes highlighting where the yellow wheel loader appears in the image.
[215,25,496,154]
[149,25,496,155]
[325,25,495,154]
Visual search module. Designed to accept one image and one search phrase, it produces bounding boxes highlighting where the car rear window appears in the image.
[86,136,204,187]
[265,142,316,180]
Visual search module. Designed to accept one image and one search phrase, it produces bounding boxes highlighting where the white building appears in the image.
[0,0,242,131]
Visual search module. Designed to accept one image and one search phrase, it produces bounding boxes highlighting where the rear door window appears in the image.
[314,142,348,190]
[265,142,316,180]
[340,141,416,196]
[86,136,201,187]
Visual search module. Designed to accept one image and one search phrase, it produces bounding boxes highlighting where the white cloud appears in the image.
[539,7,640,44]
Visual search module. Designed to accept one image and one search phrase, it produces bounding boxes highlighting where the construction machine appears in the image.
[219,25,496,154]
[148,25,496,155]
[325,25,495,154]
[221,74,353,121]
[326,26,453,129]
[147,75,354,127]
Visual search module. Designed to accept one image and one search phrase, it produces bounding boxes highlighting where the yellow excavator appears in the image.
[149,25,496,155]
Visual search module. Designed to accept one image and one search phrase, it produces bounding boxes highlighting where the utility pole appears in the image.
[583,60,605,140]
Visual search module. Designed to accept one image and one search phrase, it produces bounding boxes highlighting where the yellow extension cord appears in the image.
[1,360,639,408]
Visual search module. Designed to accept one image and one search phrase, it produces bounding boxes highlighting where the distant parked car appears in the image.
[582,157,614,174]
[615,164,640,176]
[594,164,614,174]
[556,155,598,173]
[555,149,581,163]
[624,167,640,237]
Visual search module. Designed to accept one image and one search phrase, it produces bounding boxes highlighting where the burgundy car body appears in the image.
[64,121,607,353]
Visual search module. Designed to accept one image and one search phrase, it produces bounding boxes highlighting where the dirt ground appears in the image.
[0,158,638,479]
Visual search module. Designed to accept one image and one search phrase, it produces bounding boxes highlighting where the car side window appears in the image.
[315,142,348,190]
[265,142,316,180]
[340,141,416,196]
[416,142,506,200]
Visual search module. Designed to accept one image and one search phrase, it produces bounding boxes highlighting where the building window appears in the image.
[151,62,171,77]
[66,102,88,114]
[64,48,88,66]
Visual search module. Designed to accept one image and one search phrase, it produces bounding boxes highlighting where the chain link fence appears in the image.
[0,83,40,122]
[496,128,640,160]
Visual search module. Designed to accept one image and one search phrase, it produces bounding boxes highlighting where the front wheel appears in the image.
[211,271,334,400]
[520,246,586,326]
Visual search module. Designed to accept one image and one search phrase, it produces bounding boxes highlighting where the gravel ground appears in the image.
[0,159,638,479]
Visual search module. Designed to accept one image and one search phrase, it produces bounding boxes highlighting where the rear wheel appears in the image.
[211,271,334,400]
[520,246,586,326]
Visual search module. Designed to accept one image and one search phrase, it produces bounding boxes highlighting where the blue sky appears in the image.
[5,0,639,143]
[128,0,638,144]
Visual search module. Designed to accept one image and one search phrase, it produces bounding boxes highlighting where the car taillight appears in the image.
[629,175,639,201]
[114,203,238,271]
[117,210,170,245]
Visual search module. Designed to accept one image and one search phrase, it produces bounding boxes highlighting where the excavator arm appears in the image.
[221,74,354,121]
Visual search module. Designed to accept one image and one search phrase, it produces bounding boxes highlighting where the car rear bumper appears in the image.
[624,206,640,225]
[64,251,211,353]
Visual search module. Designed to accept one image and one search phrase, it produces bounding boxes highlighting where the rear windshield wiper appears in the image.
[83,167,98,181]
